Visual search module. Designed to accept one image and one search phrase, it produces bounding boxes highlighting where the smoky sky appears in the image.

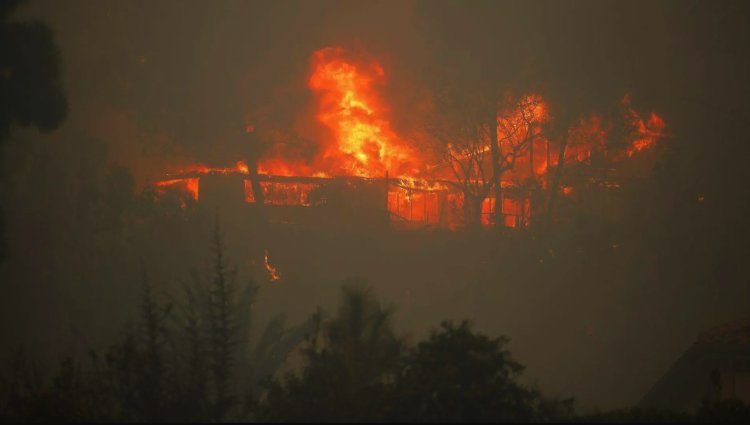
[4,0,750,412]
[14,0,749,185]
[13,0,425,183]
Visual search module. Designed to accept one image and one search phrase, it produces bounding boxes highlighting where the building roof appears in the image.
[639,317,750,412]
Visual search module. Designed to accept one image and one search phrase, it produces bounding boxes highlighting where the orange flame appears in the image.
[245,180,318,206]
[150,48,668,232]
[259,47,421,178]
[264,249,281,282]
[566,114,608,163]
[173,161,250,176]
[154,162,250,202]
[497,93,550,183]
[308,47,418,177]
[236,160,250,174]
[623,94,666,157]
[154,178,199,201]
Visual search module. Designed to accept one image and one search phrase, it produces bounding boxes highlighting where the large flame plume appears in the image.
[153,46,667,230]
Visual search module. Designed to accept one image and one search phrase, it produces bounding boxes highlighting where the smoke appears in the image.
[1,0,749,413]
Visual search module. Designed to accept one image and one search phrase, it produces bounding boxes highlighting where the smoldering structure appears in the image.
[153,47,666,230]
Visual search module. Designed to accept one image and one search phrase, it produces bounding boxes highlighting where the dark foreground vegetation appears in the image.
[0,225,748,423]
[2,0,750,422]
[0,223,566,422]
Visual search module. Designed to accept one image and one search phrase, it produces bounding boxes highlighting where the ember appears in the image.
[264,249,281,282]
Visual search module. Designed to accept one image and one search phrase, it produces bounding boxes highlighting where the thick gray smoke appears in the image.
[1,0,749,412]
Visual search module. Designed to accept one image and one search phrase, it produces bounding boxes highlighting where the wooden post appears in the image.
[530,139,534,178]
[385,170,389,210]
[409,190,413,221]
[438,191,447,228]
[384,170,389,225]
[499,185,504,227]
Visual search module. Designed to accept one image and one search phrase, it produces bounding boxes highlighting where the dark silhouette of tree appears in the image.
[243,124,266,208]
[259,285,573,422]
[696,399,750,424]
[82,269,173,421]
[386,320,573,422]
[138,267,171,421]
[246,313,316,400]
[493,94,547,227]
[577,400,750,423]
[0,0,66,143]
[0,220,310,422]
[172,276,210,421]
[259,280,403,421]
[170,217,302,420]
[426,92,546,228]
[0,0,67,260]
[204,217,242,419]
[426,93,495,227]
[578,406,692,422]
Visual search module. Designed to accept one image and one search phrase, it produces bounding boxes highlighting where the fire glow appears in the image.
[259,47,420,179]
[264,249,281,282]
[155,178,199,200]
[153,46,667,230]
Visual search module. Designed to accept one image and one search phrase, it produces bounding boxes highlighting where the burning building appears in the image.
[152,47,666,230]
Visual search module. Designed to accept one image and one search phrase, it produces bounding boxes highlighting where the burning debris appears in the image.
[155,178,199,201]
[264,249,281,282]
[153,47,667,230]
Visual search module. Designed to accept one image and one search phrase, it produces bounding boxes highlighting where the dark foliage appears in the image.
[578,407,693,423]
[3,269,750,422]
[259,283,403,422]
[695,398,750,424]
[0,0,67,143]
[0,223,256,421]
[578,400,750,423]
[0,0,67,260]
[258,287,573,422]
[386,320,573,422]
